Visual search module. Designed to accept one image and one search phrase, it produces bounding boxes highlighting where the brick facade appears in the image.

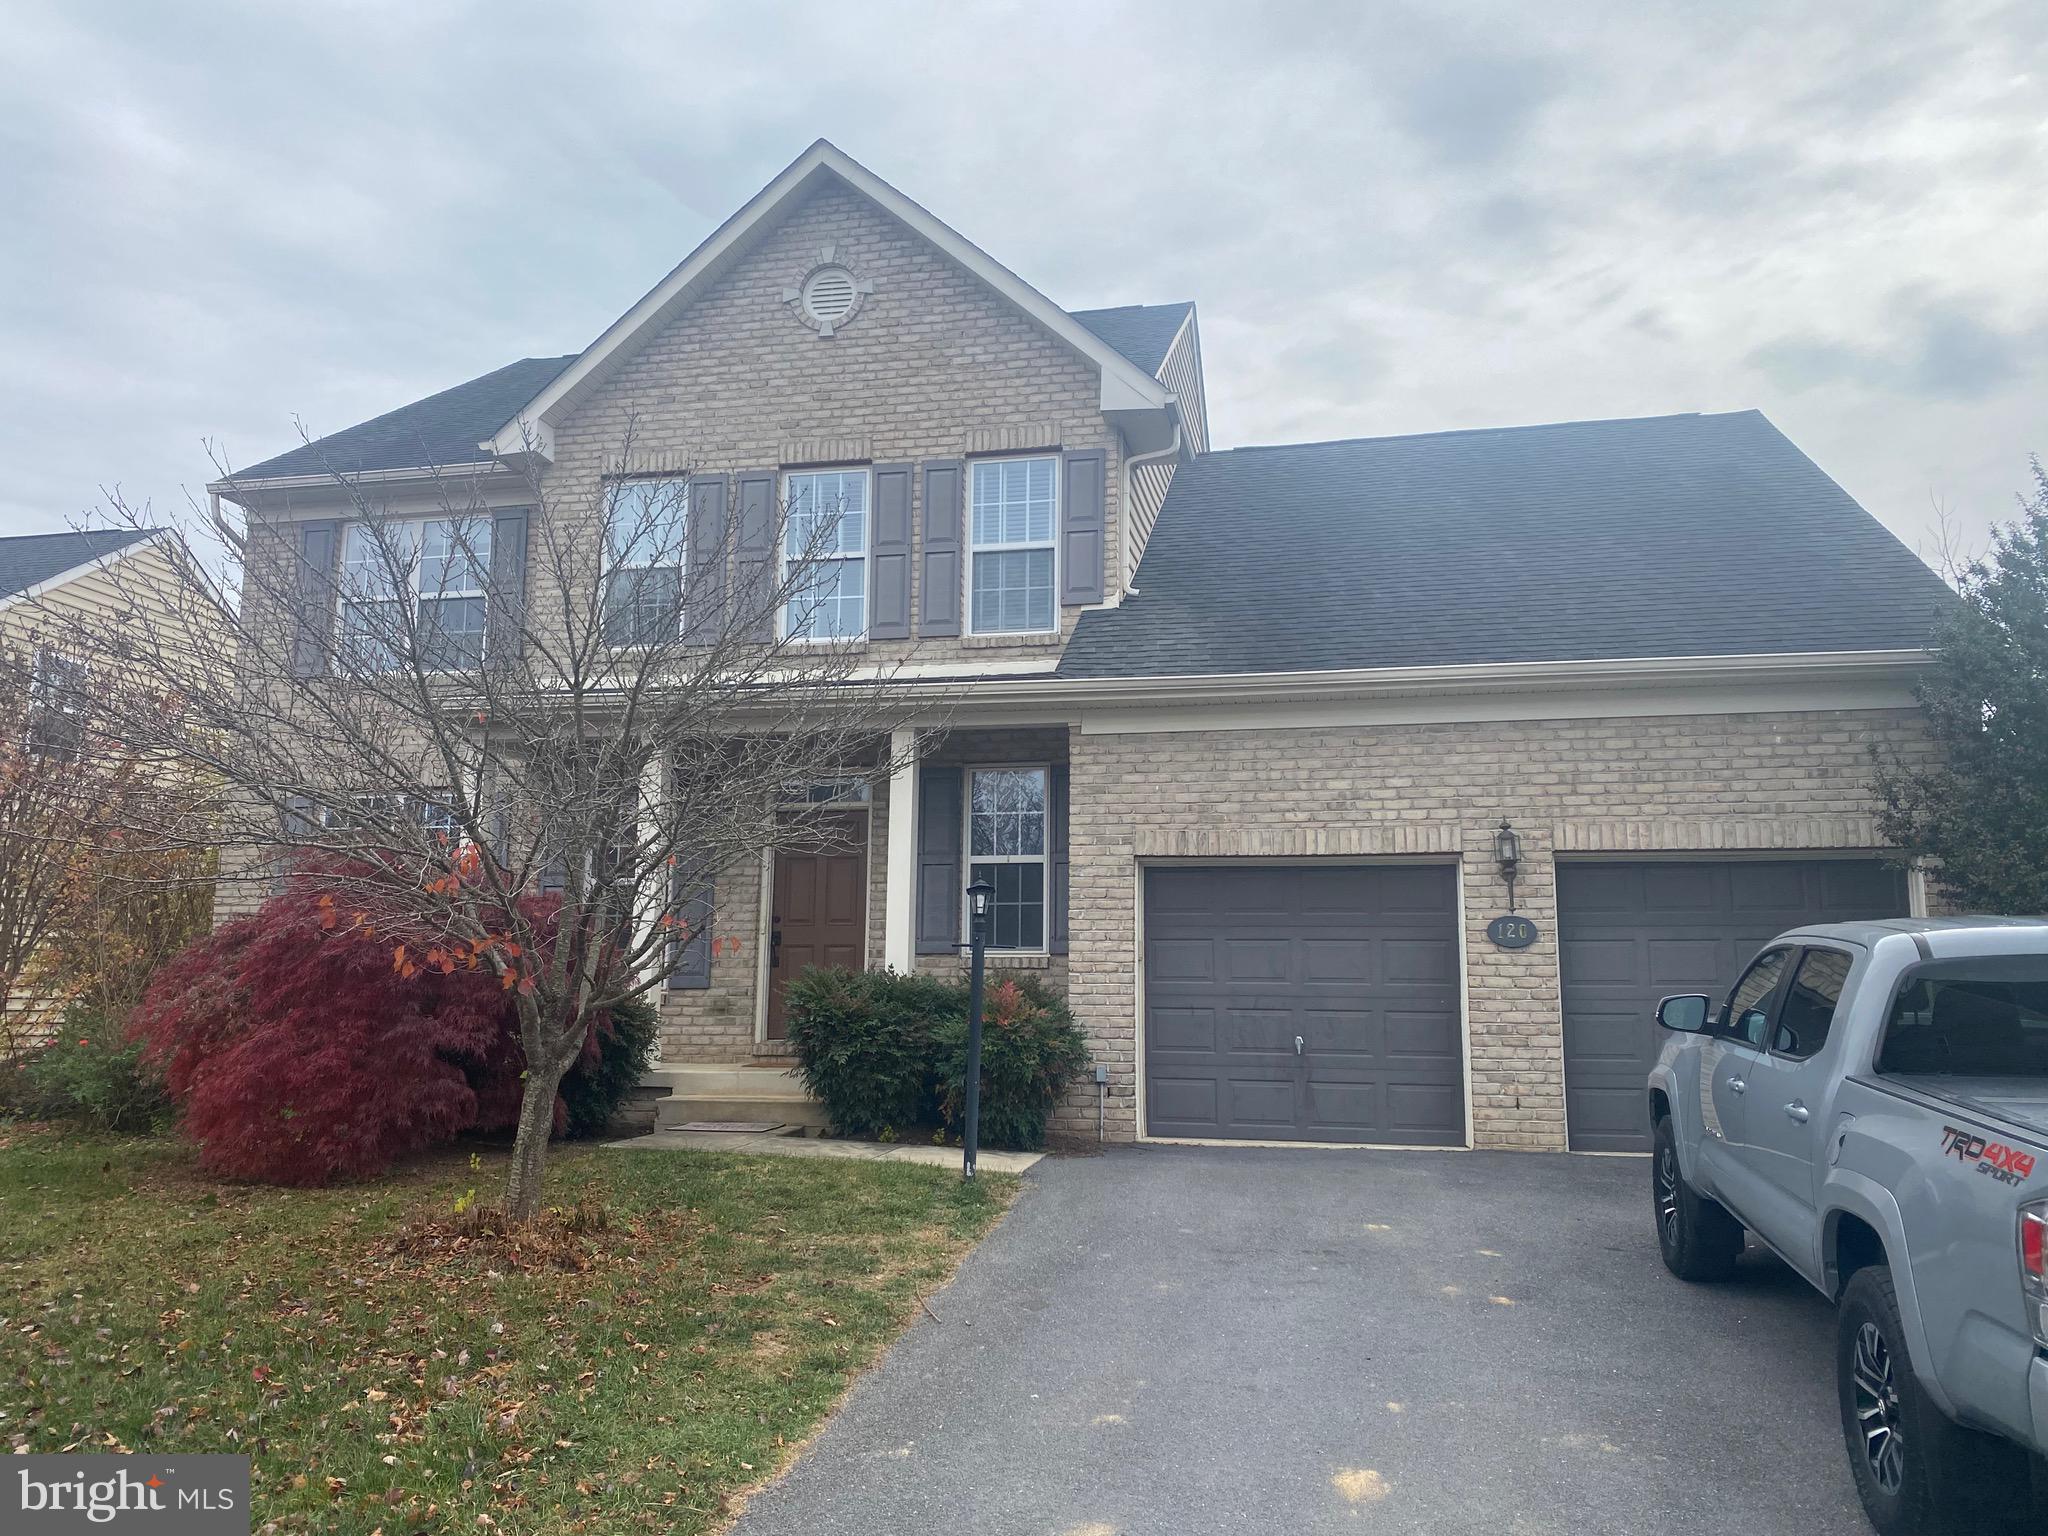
[1061,705,1935,1150]
[544,179,1125,667]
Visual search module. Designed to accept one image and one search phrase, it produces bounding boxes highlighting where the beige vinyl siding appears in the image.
[1124,311,1207,587]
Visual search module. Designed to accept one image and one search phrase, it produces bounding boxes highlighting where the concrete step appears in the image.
[655,1093,831,1131]
[641,1063,806,1096]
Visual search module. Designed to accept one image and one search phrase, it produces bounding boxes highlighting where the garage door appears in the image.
[1143,865,1464,1144]
[1557,859,1908,1152]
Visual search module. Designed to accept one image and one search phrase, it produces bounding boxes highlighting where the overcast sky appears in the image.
[3,0,2043,565]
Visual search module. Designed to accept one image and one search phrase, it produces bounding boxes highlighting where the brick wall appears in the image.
[1064,706,1935,1150]
[545,180,1126,667]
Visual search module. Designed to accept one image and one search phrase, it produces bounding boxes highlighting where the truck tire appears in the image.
[1837,1265,2022,1534]
[1652,1114,1742,1281]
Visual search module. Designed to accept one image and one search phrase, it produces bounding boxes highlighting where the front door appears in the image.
[765,813,868,1040]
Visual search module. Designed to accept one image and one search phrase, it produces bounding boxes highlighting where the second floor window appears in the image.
[603,478,687,646]
[338,517,491,671]
[782,469,868,641]
[970,456,1057,635]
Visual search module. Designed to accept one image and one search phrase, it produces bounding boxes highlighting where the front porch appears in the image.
[637,721,1074,1114]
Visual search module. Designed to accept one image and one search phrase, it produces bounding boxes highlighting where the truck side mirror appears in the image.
[1656,994,1712,1033]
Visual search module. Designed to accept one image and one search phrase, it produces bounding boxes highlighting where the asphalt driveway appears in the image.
[730,1144,1870,1536]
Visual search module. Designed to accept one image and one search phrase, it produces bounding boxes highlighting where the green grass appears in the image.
[0,1125,1014,1533]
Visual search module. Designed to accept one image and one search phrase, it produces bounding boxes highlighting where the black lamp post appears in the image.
[1495,819,1522,913]
[962,876,994,1180]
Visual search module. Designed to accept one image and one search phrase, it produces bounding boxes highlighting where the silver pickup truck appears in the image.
[1649,917,2048,1535]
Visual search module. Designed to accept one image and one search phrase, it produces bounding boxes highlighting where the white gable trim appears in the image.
[482,140,1173,461]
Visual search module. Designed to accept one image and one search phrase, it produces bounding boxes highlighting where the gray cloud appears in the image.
[1750,291,2032,401]
[1,0,2044,563]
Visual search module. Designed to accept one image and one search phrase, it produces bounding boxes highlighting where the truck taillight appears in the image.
[2022,1201,2048,1348]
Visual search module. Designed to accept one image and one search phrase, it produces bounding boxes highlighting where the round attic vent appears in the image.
[802,266,859,327]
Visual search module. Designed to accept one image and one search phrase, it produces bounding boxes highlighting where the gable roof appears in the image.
[1070,303,1193,375]
[229,356,577,483]
[483,140,1174,461]
[218,302,1190,488]
[0,528,160,602]
[1057,410,1953,680]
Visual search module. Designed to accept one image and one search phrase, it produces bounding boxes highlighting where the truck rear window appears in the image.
[1878,957,2048,1077]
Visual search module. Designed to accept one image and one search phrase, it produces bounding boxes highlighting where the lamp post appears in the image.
[962,876,994,1181]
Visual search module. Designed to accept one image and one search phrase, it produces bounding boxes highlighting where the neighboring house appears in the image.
[0,527,189,1029]
[210,141,1953,1155]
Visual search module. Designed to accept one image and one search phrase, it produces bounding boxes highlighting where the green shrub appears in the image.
[559,996,659,1139]
[784,968,962,1138]
[935,975,1091,1151]
[19,1006,169,1134]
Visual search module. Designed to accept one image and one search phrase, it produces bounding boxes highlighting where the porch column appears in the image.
[883,725,920,971]
[633,753,666,986]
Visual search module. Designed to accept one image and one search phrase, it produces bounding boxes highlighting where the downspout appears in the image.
[1118,419,1183,601]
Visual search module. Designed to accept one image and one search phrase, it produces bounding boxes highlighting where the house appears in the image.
[211,141,1953,1154]
[0,527,195,1030]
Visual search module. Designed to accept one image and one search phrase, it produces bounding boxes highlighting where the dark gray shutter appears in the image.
[869,463,913,639]
[733,471,777,642]
[668,862,714,989]
[919,460,963,637]
[685,474,729,643]
[488,509,529,664]
[915,764,963,954]
[1061,450,1106,606]
[291,520,340,677]
[277,794,318,893]
[1048,763,1069,955]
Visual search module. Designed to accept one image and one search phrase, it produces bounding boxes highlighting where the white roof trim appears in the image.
[482,140,1173,460]
[0,529,172,617]
[870,647,1936,708]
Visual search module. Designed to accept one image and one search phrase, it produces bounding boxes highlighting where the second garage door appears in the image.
[1557,858,1908,1153]
[1143,865,1464,1145]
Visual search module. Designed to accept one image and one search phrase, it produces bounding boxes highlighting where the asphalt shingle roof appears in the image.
[232,355,578,482]
[1069,303,1193,375]
[0,528,159,601]
[1058,410,1954,679]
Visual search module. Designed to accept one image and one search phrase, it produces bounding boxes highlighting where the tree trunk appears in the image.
[503,1058,569,1222]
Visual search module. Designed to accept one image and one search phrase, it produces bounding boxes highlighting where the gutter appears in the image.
[874,647,1936,711]
[1117,421,1183,599]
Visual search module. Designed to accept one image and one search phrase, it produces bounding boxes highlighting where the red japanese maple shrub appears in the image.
[130,882,538,1184]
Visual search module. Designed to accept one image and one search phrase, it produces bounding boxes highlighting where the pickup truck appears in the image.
[1648,917,2048,1535]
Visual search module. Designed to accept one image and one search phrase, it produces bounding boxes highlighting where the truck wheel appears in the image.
[1651,1114,1742,1281]
[1837,1265,2020,1534]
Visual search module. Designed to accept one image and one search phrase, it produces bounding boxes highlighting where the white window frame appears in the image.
[966,454,1060,636]
[961,762,1051,953]
[336,516,492,672]
[601,476,689,648]
[779,466,871,643]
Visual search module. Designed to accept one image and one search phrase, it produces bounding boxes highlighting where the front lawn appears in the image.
[0,1127,1014,1533]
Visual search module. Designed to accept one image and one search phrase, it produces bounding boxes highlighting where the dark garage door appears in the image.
[1557,859,1908,1153]
[1143,865,1464,1145]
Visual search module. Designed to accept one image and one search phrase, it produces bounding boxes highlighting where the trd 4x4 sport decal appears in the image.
[1941,1124,2037,1187]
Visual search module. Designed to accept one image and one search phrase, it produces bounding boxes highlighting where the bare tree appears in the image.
[49,427,931,1218]
[0,645,210,1046]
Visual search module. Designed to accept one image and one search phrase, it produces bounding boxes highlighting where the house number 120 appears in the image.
[1486,915,1540,950]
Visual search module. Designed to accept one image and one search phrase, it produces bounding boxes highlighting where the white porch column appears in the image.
[883,725,920,972]
[633,753,667,986]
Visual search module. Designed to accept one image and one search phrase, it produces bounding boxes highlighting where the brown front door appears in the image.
[765,813,868,1039]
